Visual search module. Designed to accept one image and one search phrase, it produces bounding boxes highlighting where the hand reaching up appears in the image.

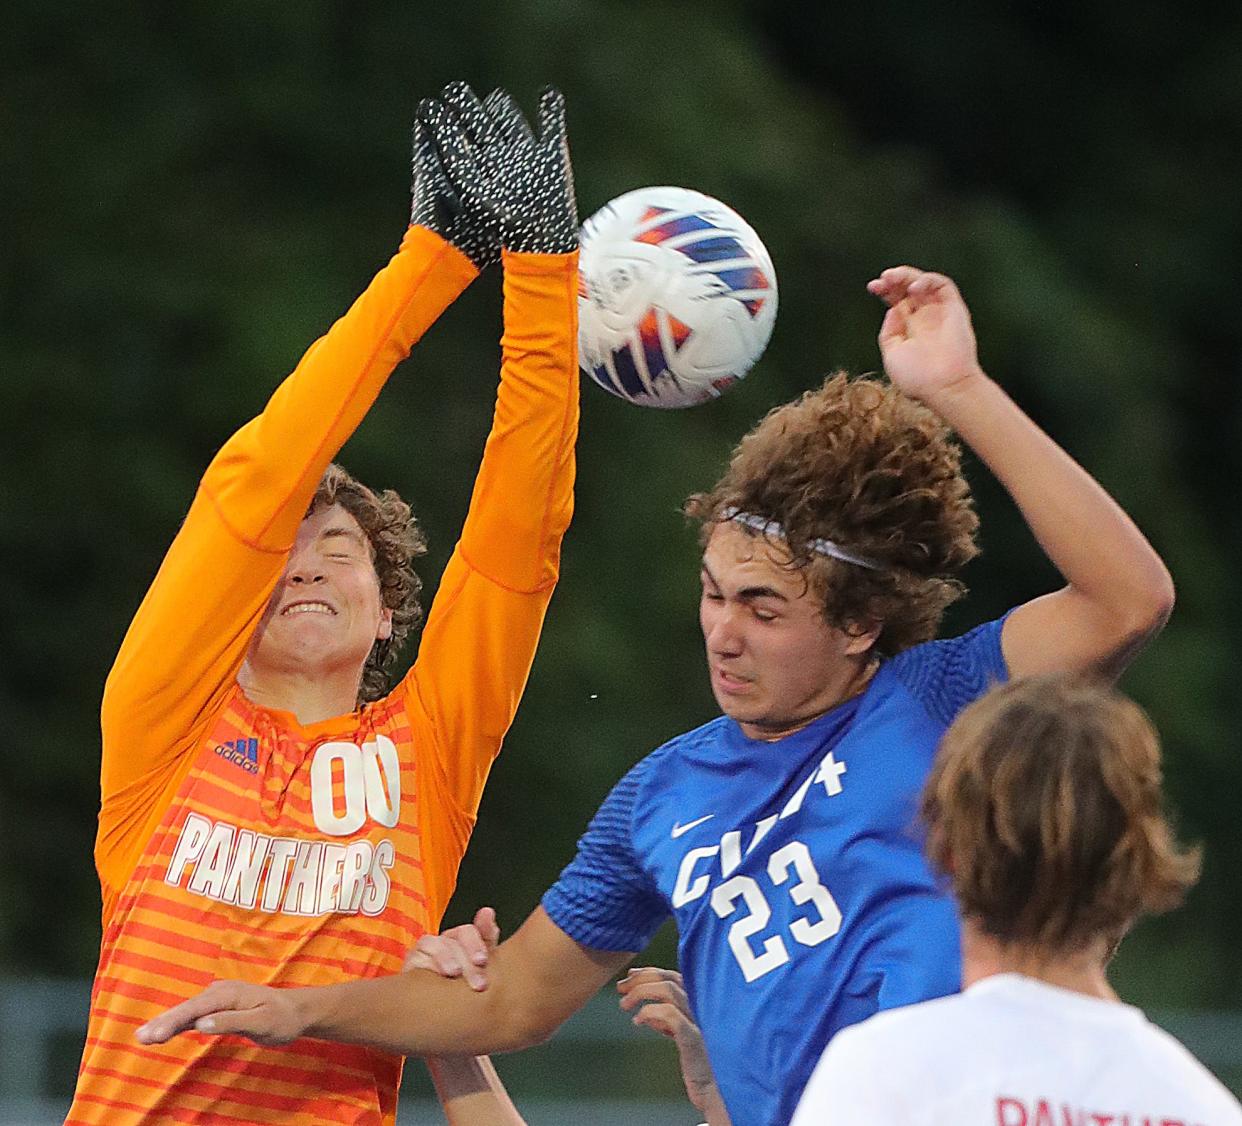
[421,82,578,257]
[868,266,984,405]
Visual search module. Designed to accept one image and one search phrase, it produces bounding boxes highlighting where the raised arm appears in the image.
[96,101,492,899]
[868,266,1174,680]
[137,906,630,1057]
[399,87,581,869]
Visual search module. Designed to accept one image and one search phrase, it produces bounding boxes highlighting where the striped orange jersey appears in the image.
[67,228,579,1125]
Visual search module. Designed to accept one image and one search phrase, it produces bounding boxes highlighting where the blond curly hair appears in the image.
[685,373,979,655]
[309,464,427,704]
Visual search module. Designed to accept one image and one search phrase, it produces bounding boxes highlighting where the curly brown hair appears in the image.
[923,676,1201,952]
[685,372,979,655]
[309,463,427,704]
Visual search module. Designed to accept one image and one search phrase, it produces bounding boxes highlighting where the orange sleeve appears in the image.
[96,226,478,896]
[406,249,579,848]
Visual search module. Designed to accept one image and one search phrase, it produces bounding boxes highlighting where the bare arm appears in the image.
[619,968,732,1126]
[136,906,631,1057]
[869,266,1173,680]
[426,1056,528,1126]
[403,909,528,1126]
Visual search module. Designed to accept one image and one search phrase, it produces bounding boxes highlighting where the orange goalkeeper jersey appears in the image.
[67,227,579,1125]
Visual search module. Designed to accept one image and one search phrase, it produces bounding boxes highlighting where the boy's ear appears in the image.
[842,619,882,657]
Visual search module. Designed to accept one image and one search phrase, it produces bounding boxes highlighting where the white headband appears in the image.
[721,507,884,571]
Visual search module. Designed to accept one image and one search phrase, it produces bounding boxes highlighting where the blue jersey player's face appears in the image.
[700,522,877,741]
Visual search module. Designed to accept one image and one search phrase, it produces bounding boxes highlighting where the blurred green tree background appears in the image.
[1,0,1238,1092]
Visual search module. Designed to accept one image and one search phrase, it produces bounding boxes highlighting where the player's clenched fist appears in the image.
[137,980,308,1047]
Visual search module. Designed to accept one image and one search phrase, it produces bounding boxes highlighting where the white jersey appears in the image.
[791,973,1242,1126]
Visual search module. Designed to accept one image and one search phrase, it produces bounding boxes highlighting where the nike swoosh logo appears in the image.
[671,814,716,839]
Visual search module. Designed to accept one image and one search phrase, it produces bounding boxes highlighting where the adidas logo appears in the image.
[214,737,259,775]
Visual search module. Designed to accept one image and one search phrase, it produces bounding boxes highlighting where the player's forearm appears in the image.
[700,1088,734,1126]
[300,913,605,1058]
[298,963,552,1058]
[427,1056,529,1126]
[459,250,579,593]
[207,226,477,551]
[928,369,1173,630]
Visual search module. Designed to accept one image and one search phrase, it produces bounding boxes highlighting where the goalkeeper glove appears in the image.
[421,82,578,256]
[409,114,501,269]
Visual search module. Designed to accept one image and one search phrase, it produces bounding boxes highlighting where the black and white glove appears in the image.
[420,82,578,256]
[409,116,501,269]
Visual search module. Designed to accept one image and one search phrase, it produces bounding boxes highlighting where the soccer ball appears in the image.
[577,186,778,408]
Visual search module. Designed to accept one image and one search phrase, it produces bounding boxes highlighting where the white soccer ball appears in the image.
[577,186,778,408]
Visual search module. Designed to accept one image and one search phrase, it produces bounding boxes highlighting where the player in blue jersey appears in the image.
[140,266,1175,1126]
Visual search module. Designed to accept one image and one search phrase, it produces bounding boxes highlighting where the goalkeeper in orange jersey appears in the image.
[66,82,581,1126]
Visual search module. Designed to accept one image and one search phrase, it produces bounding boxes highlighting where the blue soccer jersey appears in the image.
[542,618,1009,1126]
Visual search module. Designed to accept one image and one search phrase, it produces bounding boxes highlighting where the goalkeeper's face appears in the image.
[248,504,394,688]
[699,522,876,742]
